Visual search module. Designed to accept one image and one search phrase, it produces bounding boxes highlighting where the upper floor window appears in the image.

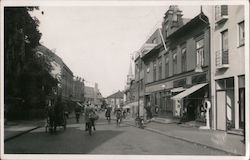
[165,56,169,78]
[181,47,187,72]
[153,60,157,81]
[158,58,162,80]
[221,30,228,52]
[173,52,177,75]
[238,21,245,46]
[215,5,228,22]
[196,38,204,67]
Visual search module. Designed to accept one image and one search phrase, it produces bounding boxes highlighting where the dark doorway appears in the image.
[239,88,245,129]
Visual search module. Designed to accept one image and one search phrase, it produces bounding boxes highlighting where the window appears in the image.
[153,60,157,81]
[215,5,228,21]
[238,21,244,46]
[221,30,228,51]
[158,58,162,80]
[196,38,204,67]
[165,56,169,78]
[181,47,187,72]
[173,52,177,75]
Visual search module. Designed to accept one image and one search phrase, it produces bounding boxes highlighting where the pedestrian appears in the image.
[75,103,81,123]
[105,105,112,123]
[116,108,122,126]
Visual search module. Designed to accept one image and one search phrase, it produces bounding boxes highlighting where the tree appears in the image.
[4,7,58,120]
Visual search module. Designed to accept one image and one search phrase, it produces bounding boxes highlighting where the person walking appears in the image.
[116,108,122,126]
[105,105,112,123]
[75,103,81,123]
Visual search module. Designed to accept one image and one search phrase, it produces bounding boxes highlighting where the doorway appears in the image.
[216,90,226,130]
[239,88,245,129]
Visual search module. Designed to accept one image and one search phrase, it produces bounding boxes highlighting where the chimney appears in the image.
[162,5,183,38]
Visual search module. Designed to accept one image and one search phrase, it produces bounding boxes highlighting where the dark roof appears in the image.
[183,18,191,25]
[167,12,209,40]
[141,44,162,61]
[106,90,124,99]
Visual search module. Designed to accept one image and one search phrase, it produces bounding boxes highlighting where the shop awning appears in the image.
[171,83,208,100]
[171,87,186,93]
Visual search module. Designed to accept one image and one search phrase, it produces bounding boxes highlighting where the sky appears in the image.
[30,5,203,97]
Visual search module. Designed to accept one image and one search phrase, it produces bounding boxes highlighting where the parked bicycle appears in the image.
[135,115,144,129]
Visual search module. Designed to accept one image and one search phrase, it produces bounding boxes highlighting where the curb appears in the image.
[125,122,241,156]
[4,126,41,142]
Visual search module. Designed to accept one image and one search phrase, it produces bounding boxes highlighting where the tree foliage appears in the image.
[4,7,58,119]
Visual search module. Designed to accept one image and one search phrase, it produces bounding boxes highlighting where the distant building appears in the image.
[134,25,162,117]
[124,56,137,115]
[106,90,124,110]
[72,76,85,102]
[84,82,103,106]
[35,45,74,103]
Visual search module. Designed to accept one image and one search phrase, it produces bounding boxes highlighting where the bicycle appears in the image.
[135,116,144,129]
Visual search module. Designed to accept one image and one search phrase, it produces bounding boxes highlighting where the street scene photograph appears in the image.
[1,1,248,159]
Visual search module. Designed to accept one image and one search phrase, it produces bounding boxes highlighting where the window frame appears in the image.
[221,29,228,52]
[195,38,205,67]
[153,60,157,81]
[165,55,169,78]
[158,57,162,80]
[172,51,177,75]
[238,21,245,47]
[181,47,187,72]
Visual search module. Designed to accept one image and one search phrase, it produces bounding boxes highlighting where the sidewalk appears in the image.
[125,120,245,156]
[4,120,45,142]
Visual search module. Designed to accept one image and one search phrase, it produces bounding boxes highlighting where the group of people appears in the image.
[105,106,130,126]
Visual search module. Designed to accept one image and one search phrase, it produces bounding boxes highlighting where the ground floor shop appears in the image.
[144,71,210,123]
[215,75,245,131]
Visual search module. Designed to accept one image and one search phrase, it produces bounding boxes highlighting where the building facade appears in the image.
[134,28,161,117]
[106,90,124,110]
[141,6,210,123]
[84,82,103,106]
[35,45,74,103]
[72,77,85,102]
[210,5,245,132]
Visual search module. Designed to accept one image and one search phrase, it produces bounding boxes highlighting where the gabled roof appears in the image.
[167,12,209,40]
[106,90,124,99]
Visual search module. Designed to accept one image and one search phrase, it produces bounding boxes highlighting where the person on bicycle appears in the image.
[85,103,96,131]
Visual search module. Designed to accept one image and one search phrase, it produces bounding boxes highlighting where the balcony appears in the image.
[215,5,228,24]
[216,50,229,69]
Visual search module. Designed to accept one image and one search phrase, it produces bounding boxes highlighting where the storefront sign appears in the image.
[145,81,173,93]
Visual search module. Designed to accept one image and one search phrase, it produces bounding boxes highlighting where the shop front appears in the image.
[171,83,208,122]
